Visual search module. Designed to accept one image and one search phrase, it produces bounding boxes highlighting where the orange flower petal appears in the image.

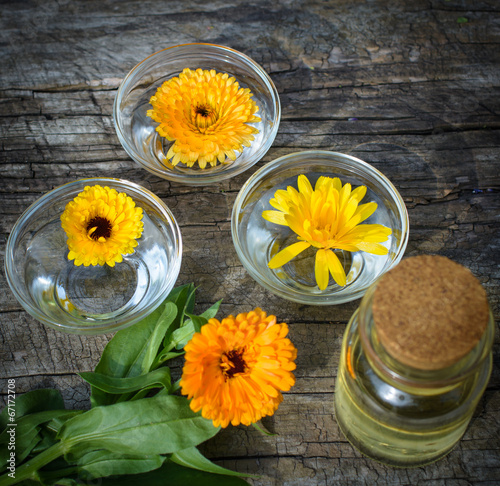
[148,68,260,169]
[180,309,297,428]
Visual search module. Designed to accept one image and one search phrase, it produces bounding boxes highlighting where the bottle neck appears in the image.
[357,283,494,390]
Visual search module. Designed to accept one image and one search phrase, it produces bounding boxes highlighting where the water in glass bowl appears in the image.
[24,211,173,324]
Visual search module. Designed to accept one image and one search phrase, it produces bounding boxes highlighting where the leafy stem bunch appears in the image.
[0,284,250,486]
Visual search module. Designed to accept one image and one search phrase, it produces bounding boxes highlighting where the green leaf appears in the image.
[94,460,250,486]
[141,302,178,373]
[170,319,197,350]
[0,425,39,472]
[199,299,222,321]
[17,433,42,466]
[31,430,57,455]
[91,284,200,407]
[45,412,83,436]
[8,480,40,486]
[0,410,75,472]
[168,283,195,316]
[172,446,254,477]
[185,313,207,334]
[91,300,176,407]
[170,379,181,394]
[151,350,185,369]
[80,367,171,395]
[59,395,219,460]
[77,450,165,480]
[0,389,64,432]
[181,284,197,320]
[162,284,196,345]
[163,283,190,305]
[169,299,221,350]
[252,421,277,436]
[457,16,468,23]
[30,411,84,455]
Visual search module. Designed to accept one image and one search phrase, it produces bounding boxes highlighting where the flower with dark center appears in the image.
[61,185,143,267]
[147,68,261,169]
[180,308,297,428]
[86,216,112,241]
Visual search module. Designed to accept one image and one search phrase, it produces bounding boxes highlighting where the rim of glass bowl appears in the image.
[231,150,410,305]
[4,178,183,334]
[113,43,281,185]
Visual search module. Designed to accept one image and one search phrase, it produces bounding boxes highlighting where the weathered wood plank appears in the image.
[1,0,499,484]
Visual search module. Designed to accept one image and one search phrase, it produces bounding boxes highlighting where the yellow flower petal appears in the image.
[297,174,313,198]
[60,185,143,267]
[315,249,330,290]
[284,211,309,240]
[338,182,352,211]
[355,242,389,255]
[262,210,288,226]
[326,249,347,287]
[344,224,392,242]
[335,202,378,238]
[350,185,367,203]
[268,241,311,269]
[352,201,378,224]
[262,175,392,291]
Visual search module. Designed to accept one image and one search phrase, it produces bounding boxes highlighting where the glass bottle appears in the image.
[334,255,494,467]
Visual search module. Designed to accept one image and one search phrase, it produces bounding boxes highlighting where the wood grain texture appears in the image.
[1,0,499,484]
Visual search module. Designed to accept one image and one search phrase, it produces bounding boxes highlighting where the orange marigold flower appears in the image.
[147,68,261,169]
[180,308,297,428]
[60,185,143,267]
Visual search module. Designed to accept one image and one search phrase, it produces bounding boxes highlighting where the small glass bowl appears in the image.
[113,43,281,185]
[5,178,182,334]
[231,151,409,305]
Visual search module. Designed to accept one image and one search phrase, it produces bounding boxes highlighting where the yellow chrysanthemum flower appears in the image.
[147,68,261,169]
[262,175,392,290]
[60,185,144,267]
[180,308,297,428]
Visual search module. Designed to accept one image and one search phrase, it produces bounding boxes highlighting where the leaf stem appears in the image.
[0,442,65,486]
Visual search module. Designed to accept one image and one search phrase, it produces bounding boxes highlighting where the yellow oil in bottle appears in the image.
[334,307,493,467]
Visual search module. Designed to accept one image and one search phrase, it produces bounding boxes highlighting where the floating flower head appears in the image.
[262,175,392,290]
[61,185,144,267]
[180,308,297,428]
[147,68,261,169]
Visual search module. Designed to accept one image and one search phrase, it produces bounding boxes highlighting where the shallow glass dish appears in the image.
[5,178,182,334]
[231,151,409,305]
[113,43,280,185]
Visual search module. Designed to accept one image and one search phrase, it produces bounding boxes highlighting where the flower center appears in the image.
[195,105,210,117]
[86,216,112,241]
[193,104,218,131]
[221,349,247,380]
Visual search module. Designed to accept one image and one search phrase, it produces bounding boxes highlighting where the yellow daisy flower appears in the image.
[262,175,392,290]
[60,185,144,267]
[180,308,297,428]
[147,68,261,169]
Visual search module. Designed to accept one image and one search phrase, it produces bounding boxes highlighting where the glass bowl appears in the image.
[113,43,281,185]
[5,178,182,334]
[231,151,409,305]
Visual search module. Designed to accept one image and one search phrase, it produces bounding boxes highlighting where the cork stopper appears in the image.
[372,255,489,371]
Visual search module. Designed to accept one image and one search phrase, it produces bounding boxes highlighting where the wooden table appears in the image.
[1,1,499,484]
